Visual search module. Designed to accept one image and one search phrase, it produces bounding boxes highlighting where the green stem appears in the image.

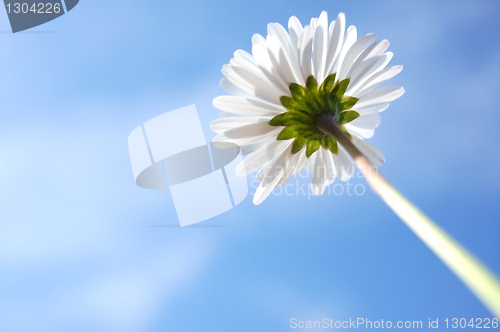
[317,114,500,318]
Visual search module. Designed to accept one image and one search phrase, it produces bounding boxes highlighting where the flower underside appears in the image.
[269,73,360,158]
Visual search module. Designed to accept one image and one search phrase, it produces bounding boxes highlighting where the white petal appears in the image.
[325,12,345,75]
[333,25,357,75]
[256,158,275,182]
[213,123,280,145]
[313,11,329,82]
[234,49,257,67]
[268,22,303,85]
[307,151,316,173]
[298,25,314,82]
[354,103,389,115]
[220,78,253,99]
[210,117,271,134]
[310,148,329,195]
[218,112,243,118]
[338,33,376,80]
[288,16,304,53]
[253,144,293,205]
[292,148,309,175]
[346,39,390,82]
[252,36,290,93]
[252,33,266,47]
[349,113,381,130]
[323,148,336,185]
[353,65,404,96]
[222,64,279,105]
[266,29,303,86]
[274,149,309,189]
[240,140,270,155]
[349,52,393,93]
[230,131,278,147]
[236,140,290,176]
[331,145,354,181]
[265,31,292,88]
[275,147,303,188]
[230,58,286,97]
[359,39,390,61]
[355,85,405,109]
[213,96,284,117]
[351,136,385,166]
[344,124,375,139]
[309,16,317,28]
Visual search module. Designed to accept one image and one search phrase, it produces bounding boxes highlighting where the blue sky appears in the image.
[1,1,499,331]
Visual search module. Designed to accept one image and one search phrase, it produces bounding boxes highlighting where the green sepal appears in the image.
[340,125,352,139]
[269,113,293,126]
[295,128,316,139]
[277,127,299,140]
[306,75,318,92]
[292,136,307,154]
[319,136,338,155]
[327,139,339,155]
[331,78,350,100]
[268,112,312,127]
[320,136,330,150]
[338,110,360,125]
[274,73,359,154]
[289,83,307,101]
[320,73,336,93]
[289,111,314,125]
[303,96,321,112]
[306,140,320,158]
[307,133,327,142]
[326,97,341,114]
[340,96,359,110]
[280,96,303,112]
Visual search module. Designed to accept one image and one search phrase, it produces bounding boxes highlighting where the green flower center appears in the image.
[269,73,360,158]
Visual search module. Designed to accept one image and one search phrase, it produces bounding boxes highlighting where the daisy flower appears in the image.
[210,11,404,205]
[208,11,500,318]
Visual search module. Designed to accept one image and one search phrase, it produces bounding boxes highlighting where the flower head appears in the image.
[210,12,404,205]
